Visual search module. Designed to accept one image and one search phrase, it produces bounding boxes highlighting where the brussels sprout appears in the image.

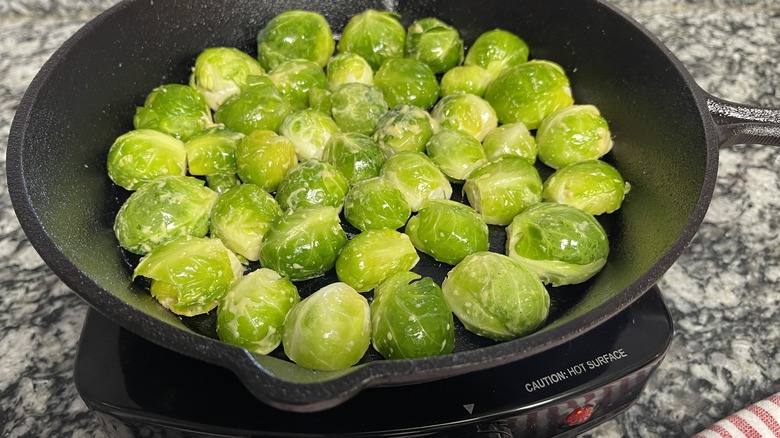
[184,126,243,176]
[216,268,299,355]
[257,10,334,70]
[210,183,283,261]
[405,199,489,265]
[441,252,549,341]
[214,75,293,134]
[337,9,406,71]
[371,271,454,359]
[275,158,349,212]
[235,130,298,193]
[506,202,609,286]
[258,206,347,281]
[336,229,419,292]
[484,60,574,130]
[463,156,543,226]
[206,173,241,195]
[542,160,629,215]
[481,122,537,163]
[372,104,437,157]
[282,282,370,371]
[405,17,464,75]
[268,59,329,110]
[133,84,213,141]
[431,93,498,142]
[322,132,386,185]
[373,58,440,109]
[330,82,388,135]
[343,177,412,231]
[326,52,374,92]
[278,109,340,161]
[134,236,243,316]
[189,47,265,110]
[463,29,529,78]
[439,65,493,97]
[425,128,487,181]
[380,151,452,212]
[536,105,613,169]
[114,176,217,255]
[107,129,187,191]
[308,88,332,115]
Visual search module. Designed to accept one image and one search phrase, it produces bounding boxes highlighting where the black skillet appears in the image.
[7,0,780,412]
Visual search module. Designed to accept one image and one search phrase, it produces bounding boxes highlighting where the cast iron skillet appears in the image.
[7,0,780,412]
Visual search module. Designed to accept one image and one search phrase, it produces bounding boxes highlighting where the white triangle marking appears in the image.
[463,403,475,414]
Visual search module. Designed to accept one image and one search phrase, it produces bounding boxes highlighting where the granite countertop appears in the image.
[1,0,778,436]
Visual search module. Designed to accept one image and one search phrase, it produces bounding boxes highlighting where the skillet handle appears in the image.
[705,94,780,148]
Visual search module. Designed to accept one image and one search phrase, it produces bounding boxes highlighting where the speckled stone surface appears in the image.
[1,1,778,437]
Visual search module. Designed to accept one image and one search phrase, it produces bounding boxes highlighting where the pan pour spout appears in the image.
[705,93,780,147]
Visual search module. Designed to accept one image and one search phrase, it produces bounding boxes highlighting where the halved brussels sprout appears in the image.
[278,109,340,161]
[206,173,241,195]
[107,129,187,191]
[209,183,283,261]
[484,60,574,130]
[330,82,388,136]
[373,58,440,110]
[326,52,374,92]
[133,84,213,141]
[257,10,334,70]
[322,132,386,186]
[405,17,464,75]
[134,236,243,316]
[425,128,487,181]
[463,29,529,78]
[275,159,349,212]
[543,160,629,215]
[371,271,454,360]
[536,105,613,169]
[343,177,412,231]
[114,176,217,255]
[439,65,493,97]
[506,202,609,286]
[184,126,243,176]
[463,156,543,226]
[380,151,452,211]
[235,130,298,193]
[337,9,406,71]
[431,93,498,142]
[336,229,419,293]
[481,122,537,163]
[189,46,265,110]
[217,268,299,355]
[258,206,347,282]
[268,59,329,110]
[405,199,489,266]
[372,104,437,157]
[214,75,293,134]
[282,282,371,371]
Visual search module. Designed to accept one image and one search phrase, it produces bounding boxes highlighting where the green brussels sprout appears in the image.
[209,183,283,261]
[235,130,298,193]
[322,132,386,185]
[282,282,371,371]
[214,75,293,135]
[189,46,265,110]
[484,60,574,130]
[257,10,335,71]
[506,202,609,286]
[431,93,498,142]
[107,129,187,191]
[373,58,440,110]
[343,177,412,231]
[275,159,349,212]
[184,126,243,176]
[114,176,217,255]
[463,29,529,78]
[371,271,454,360]
[335,229,419,292]
[463,156,543,226]
[380,151,452,212]
[405,17,464,75]
[536,105,613,169]
[439,65,493,97]
[330,82,388,135]
[308,88,332,115]
[337,9,406,71]
[481,122,537,163]
[372,104,437,157]
[278,109,340,161]
[206,173,241,195]
[425,128,487,181]
[405,199,489,265]
[268,59,329,110]
[133,84,213,141]
[326,52,374,92]
[216,268,299,354]
[258,206,347,281]
[441,252,549,341]
[134,236,243,316]
[542,160,629,215]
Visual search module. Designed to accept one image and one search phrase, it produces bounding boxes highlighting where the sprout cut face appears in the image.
[133,84,213,141]
[184,126,243,176]
[536,105,614,169]
[235,130,298,193]
[404,17,464,75]
[335,229,419,293]
[322,132,386,186]
[337,9,406,71]
[372,104,437,157]
[278,109,340,161]
[463,29,530,78]
[257,10,334,70]
[543,160,629,215]
[275,158,349,212]
[189,47,265,110]
[107,129,187,191]
[330,82,389,136]
[380,151,452,212]
[343,177,412,232]
[425,128,487,182]
[431,93,498,142]
[214,76,293,135]
[373,58,440,110]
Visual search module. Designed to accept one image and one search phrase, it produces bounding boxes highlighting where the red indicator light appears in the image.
[565,405,595,426]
